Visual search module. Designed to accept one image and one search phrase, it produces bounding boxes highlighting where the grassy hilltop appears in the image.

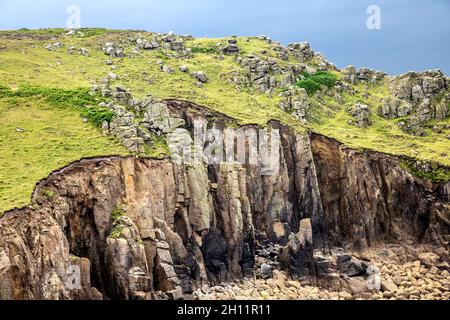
[0,28,449,213]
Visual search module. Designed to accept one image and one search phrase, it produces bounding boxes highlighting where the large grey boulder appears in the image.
[279,88,310,122]
[337,255,367,277]
[236,55,279,92]
[342,66,386,84]
[161,31,177,43]
[342,65,357,84]
[79,48,89,56]
[390,70,447,104]
[191,71,208,83]
[347,103,372,127]
[260,264,273,279]
[170,41,185,51]
[179,65,189,73]
[104,42,125,58]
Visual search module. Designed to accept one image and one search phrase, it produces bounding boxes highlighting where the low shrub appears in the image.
[296,71,337,95]
[80,106,116,128]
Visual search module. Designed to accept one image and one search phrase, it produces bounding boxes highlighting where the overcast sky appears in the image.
[0,0,449,75]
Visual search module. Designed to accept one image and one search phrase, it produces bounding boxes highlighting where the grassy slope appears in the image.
[310,82,450,166]
[0,96,129,213]
[0,28,448,212]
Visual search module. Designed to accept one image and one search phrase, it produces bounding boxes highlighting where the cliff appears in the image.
[1,124,448,300]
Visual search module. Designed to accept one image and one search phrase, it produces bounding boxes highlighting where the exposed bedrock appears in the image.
[0,123,448,300]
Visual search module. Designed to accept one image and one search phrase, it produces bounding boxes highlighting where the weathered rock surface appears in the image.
[380,70,449,134]
[0,121,448,300]
[347,103,372,127]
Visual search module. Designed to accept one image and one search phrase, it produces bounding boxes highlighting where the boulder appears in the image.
[79,48,89,56]
[381,279,399,292]
[419,253,440,267]
[236,54,279,92]
[167,286,184,300]
[191,71,208,83]
[347,103,372,127]
[141,99,185,134]
[260,264,273,279]
[222,44,240,55]
[162,66,175,74]
[337,255,366,277]
[287,42,314,61]
[280,231,315,278]
[143,37,160,50]
[104,42,125,58]
[179,65,189,73]
[162,31,177,43]
[170,41,185,51]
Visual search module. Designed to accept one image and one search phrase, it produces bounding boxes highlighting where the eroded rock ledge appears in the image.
[0,129,449,300]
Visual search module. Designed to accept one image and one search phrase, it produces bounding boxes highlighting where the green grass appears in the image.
[296,71,337,95]
[191,46,219,54]
[0,84,116,128]
[0,96,130,214]
[2,28,119,38]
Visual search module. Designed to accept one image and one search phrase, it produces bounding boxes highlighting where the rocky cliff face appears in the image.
[0,122,448,300]
[311,133,449,251]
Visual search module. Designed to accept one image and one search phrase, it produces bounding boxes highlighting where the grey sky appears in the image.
[0,0,449,75]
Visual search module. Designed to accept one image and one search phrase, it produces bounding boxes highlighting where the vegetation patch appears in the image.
[109,224,125,239]
[144,133,170,159]
[40,189,55,199]
[2,28,115,38]
[296,71,337,95]
[111,207,125,222]
[80,106,116,128]
[191,46,219,54]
